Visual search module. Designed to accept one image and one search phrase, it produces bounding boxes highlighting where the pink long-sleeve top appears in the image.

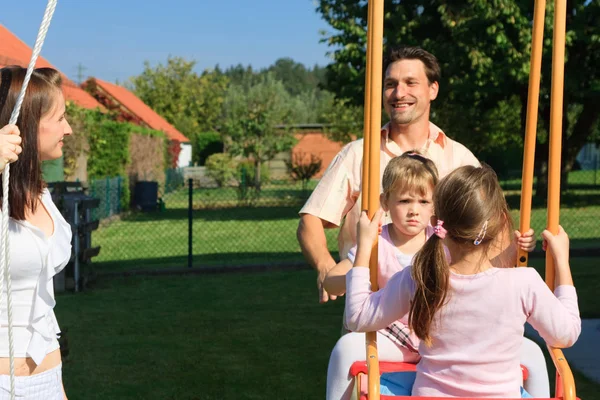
[346,266,581,398]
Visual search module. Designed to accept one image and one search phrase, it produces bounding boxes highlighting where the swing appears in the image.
[0,1,58,399]
[348,0,580,399]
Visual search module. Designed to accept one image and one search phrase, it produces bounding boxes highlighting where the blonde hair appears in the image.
[382,151,439,200]
[409,165,514,345]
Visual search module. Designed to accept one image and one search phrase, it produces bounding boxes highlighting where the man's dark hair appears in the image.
[384,46,441,85]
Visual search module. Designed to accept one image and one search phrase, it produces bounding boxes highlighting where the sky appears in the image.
[2,0,334,84]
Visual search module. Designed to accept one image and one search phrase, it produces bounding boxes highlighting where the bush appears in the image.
[285,152,322,190]
[87,120,131,179]
[205,153,238,187]
[238,160,271,188]
[194,132,223,166]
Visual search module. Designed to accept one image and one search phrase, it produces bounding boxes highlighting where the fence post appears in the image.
[89,180,96,221]
[73,200,80,292]
[188,178,193,268]
[117,176,122,214]
[594,151,600,186]
[105,176,110,218]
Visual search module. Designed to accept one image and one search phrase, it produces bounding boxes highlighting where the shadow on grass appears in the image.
[506,188,600,210]
[528,239,600,255]
[504,192,600,209]
[93,251,336,276]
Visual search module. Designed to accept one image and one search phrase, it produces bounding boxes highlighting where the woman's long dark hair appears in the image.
[0,66,62,220]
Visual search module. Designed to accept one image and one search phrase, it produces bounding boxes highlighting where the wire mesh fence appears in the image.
[77,166,600,275]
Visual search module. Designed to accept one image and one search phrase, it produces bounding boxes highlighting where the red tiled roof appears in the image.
[93,78,189,143]
[0,24,102,110]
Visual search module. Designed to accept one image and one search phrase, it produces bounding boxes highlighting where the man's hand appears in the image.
[297,213,340,303]
[318,265,338,303]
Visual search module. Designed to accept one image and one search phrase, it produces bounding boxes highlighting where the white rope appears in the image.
[0,1,58,398]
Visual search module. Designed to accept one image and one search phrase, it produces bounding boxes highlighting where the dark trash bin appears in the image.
[134,181,158,212]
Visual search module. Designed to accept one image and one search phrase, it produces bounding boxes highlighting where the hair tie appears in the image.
[434,220,447,239]
[405,151,428,163]
[474,220,489,245]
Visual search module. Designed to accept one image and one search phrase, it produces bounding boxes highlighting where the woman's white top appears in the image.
[0,188,71,365]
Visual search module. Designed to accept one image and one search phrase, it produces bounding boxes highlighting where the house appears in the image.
[268,125,345,179]
[0,24,104,182]
[0,25,102,110]
[83,78,192,168]
[292,131,344,178]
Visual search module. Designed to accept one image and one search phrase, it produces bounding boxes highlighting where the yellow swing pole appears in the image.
[362,0,374,209]
[361,0,385,399]
[517,0,546,267]
[545,0,576,397]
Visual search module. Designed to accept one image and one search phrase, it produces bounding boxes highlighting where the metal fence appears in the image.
[79,167,600,275]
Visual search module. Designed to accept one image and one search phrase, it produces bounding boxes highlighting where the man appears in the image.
[298,46,479,303]
[297,46,549,397]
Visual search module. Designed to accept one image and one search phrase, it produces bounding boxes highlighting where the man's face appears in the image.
[383,59,439,126]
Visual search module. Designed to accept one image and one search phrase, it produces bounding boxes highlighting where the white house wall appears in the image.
[178,143,192,168]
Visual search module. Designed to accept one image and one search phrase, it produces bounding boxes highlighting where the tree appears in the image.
[286,152,323,191]
[128,56,229,164]
[321,97,364,143]
[222,74,297,190]
[317,0,600,191]
[222,58,328,97]
[266,58,328,96]
[205,153,238,187]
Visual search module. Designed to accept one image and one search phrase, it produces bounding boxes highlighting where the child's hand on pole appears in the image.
[515,228,536,253]
[542,225,570,267]
[356,209,383,254]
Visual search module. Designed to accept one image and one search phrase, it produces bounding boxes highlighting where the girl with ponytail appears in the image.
[346,165,581,398]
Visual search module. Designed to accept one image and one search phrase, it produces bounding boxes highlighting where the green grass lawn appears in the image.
[499,169,600,189]
[90,176,600,274]
[56,258,599,399]
[92,206,340,272]
[91,201,600,273]
[528,258,599,319]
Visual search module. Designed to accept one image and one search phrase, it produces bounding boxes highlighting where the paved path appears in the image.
[525,319,600,384]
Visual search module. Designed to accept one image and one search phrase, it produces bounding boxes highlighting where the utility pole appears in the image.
[75,63,87,85]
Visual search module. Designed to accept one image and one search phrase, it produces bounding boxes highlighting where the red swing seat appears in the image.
[349,361,577,400]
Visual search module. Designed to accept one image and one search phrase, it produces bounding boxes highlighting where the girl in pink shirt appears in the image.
[346,165,581,398]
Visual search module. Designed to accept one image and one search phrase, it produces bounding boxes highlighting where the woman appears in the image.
[0,66,73,399]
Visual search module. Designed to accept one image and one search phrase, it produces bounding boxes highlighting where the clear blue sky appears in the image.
[3,0,334,83]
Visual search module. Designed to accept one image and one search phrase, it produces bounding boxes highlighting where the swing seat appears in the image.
[349,361,575,400]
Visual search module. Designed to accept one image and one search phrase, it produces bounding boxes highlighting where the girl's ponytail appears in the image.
[409,222,450,346]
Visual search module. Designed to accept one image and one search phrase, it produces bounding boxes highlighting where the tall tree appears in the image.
[128,57,229,164]
[222,74,297,190]
[317,0,600,189]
